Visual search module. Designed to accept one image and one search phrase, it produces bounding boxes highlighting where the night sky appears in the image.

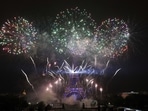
[0,0,148,94]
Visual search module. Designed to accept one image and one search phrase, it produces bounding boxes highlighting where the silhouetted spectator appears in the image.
[62,103,65,109]
[82,103,85,109]
[45,104,52,111]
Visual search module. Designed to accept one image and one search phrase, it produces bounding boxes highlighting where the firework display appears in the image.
[93,18,129,58]
[50,7,97,56]
[0,17,38,55]
[0,7,131,104]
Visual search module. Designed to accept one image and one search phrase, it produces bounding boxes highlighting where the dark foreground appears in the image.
[1,92,148,111]
[23,103,145,111]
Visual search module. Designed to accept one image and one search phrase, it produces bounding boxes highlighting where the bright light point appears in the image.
[58,78,61,81]
[86,79,88,82]
[100,87,103,92]
[48,64,51,67]
[46,87,49,91]
[28,102,31,105]
[42,73,46,76]
[55,80,58,84]
[49,84,52,88]
[54,62,57,65]
[95,84,98,88]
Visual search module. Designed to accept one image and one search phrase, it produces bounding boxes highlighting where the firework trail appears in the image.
[30,56,37,74]
[45,57,51,73]
[100,60,110,75]
[21,69,37,96]
[63,60,78,73]
[112,68,121,79]
[47,71,57,79]
[86,78,94,86]
[106,68,121,91]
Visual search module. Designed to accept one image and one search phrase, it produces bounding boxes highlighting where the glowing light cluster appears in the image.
[0,16,38,55]
[92,18,129,58]
[56,60,97,75]
[50,7,97,55]
[44,59,97,84]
